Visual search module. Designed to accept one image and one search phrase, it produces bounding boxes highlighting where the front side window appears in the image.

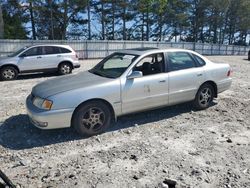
[167,52,196,71]
[10,46,29,57]
[89,53,138,78]
[21,47,42,57]
[134,53,165,76]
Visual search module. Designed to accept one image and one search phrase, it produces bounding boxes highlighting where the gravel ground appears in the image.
[0,56,250,188]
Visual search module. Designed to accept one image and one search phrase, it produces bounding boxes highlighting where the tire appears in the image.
[0,66,18,81]
[58,62,72,75]
[72,101,113,136]
[194,83,214,110]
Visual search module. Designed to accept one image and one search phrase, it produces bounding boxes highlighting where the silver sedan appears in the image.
[26,48,232,136]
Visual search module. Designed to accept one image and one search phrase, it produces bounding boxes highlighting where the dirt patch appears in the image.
[0,56,250,188]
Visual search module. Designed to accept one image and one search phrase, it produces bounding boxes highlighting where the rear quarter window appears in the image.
[60,47,72,53]
[192,54,206,66]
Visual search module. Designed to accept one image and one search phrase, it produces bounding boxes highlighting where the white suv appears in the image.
[0,44,80,80]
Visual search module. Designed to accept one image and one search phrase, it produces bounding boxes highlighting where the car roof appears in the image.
[25,44,72,48]
[117,47,197,56]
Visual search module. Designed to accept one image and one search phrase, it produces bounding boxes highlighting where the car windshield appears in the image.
[8,46,29,57]
[89,53,138,78]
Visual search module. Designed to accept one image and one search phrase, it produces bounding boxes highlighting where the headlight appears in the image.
[33,97,53,110]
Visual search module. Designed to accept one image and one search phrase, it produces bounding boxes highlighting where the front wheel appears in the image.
[194,84,214,110]
[0,66,18,81]
[58,62,72,75]
[72,101,113,136]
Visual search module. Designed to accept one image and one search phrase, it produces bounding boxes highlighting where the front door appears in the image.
[18,47,43,71]
[121,53,169,114]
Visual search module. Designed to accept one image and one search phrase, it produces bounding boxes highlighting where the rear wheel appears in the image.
[72,101,112,136]
[0,66,18,81]
[58,62,72,75]
[194,84,214,110]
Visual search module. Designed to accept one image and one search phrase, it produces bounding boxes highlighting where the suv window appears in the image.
[41,46,72,55]
[43,46,54,55]
[193,54,206,66]
[167,52,196,71]
[60,47,71,53]
[134,53,165,76]
[21,47,42,57]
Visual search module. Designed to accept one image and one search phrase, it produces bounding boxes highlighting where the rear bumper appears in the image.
[26,95,74,129]
[74,64,80,68]
[73,61,80,69]
[217,78,232,93]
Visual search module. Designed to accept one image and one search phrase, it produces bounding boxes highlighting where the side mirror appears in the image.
[127,71,143,79]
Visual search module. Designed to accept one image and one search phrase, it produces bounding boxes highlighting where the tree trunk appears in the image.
[111,2,115,40]
[87,0,91,40]
[101,1,105,40]
[29,1,36,40]
[122,6,126,40]
[141,13,144,41]
[146,7,149,41]
[62,0,68,40]
[159,15,162,41]
[0,5,4,39]
[49,0,54,40]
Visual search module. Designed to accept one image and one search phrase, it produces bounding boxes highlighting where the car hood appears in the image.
[0,57,17,64]
[32,71,113,98]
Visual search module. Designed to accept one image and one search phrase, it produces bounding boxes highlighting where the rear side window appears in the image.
[193,54,206,66]
[21,47,42,57]
[43,46,54,55]
[167,52,196,71]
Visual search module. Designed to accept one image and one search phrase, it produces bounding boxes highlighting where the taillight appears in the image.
[227,69,232,77]
[75,53,78,59]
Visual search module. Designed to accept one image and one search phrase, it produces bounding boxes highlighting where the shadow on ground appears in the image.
[0,102,210,150]
[17,72,59,80]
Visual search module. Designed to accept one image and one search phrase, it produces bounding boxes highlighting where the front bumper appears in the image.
[26,95,74,129]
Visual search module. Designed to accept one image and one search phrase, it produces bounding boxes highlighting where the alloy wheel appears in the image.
[198,87,212,107]
[2,69,16,79]
[61,64,71,74]
[81,107,105,133]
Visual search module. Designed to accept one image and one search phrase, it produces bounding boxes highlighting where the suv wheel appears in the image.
[58,62,72,75]
[0,66,18,81]
[72,101,113,136]
[194,83,214,110]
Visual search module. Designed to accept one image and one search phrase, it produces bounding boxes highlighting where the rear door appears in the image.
[166,51,205,105]
[36,46,60,69]
[18,47,43,71]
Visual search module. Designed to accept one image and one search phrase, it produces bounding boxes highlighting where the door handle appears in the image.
[197,73,203,77]
[57,55,62,57]
[37,56,42,59]
[159,80,166,83]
